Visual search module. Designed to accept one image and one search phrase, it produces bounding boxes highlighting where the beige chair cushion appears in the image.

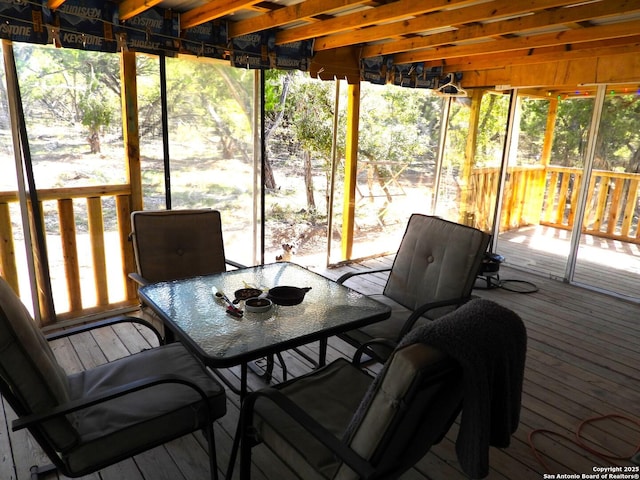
[253,359,373,480]
[339,293,437,355]
[130,209,228,282]
[65,342,226,474]
[0,278,78,451]
[335,344,454,480]
[341,215,490,352]
[384,215,489,310]
[253,344,458,480]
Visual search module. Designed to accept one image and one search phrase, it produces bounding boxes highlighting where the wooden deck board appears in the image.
[2,255,639,480]
[497,224,640,300]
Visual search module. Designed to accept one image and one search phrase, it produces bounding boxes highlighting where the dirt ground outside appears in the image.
[2,126,436,314]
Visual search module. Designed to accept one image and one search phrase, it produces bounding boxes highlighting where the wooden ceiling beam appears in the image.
[275,0,480,45]
[309,35,640,89]
[309,46,361,83]
[247,2,281,13]
[463,46,640,90]
[316,0,578,52]
[426,36,640,76]
[359,0,640,57]
[181,0,264,30]
[119,0,164,21]
[228,0,370,38]
[393,19,640,64]
[47,0,66,9]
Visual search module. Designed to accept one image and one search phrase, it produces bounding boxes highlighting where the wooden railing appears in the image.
[543,166,640,242]
[470,165,547,232]
[1,166,638,325]
[0,185,138,324]
[471,165,640,244]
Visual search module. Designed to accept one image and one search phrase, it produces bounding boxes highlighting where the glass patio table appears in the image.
[139,261,391,397]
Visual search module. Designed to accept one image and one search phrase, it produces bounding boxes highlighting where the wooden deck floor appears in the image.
[496,224,640,301]
[2,260,639,480]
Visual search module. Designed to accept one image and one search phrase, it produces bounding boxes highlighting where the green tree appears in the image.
[552,97,593,167]
[13,44,120,153]
[264,70,295,189]
[597,93,640,172]
[162,58,254,160]
[518,97,550,165]
[78,63,114,153]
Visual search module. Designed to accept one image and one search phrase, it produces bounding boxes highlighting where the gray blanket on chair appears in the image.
[398,297,527,479]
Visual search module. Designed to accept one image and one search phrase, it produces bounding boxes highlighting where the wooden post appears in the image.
[120,50,142,301]
[540,97,558,168]
[459,89,484,226]
[120,51,143,213]
[534,96,559,226]
[116,194,138,301]
[87,197,109,306]
[58,198,82,311]
[341,82,360,261]
[0,202,19,294]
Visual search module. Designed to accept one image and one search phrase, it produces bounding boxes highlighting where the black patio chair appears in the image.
[128,208,286,385]
[0,276,226,479]
[337,214,491,362]
[233,298,526,479]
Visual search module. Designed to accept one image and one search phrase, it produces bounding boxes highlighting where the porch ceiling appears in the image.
[43,0,640,92]
[117,0,640,91]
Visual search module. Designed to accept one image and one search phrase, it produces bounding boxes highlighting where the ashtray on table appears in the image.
[244,297,273,313]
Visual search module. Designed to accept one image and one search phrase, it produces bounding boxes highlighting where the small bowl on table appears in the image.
[244,297,273,313]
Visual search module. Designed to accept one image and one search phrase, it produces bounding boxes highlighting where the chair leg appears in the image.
[29,464,57,479]
[239,425,253,480]
[276,352,288,382]
[226,416,242,480]
[250,354,288,384]
[230,400,259,480]
[204,423,219,480]
[263,355,275,382]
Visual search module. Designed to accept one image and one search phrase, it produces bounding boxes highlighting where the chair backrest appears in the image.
[0,277,79,452]
[336,342,463,480]
[130,209,228,283]
[383,214,490,312]
[338,297,525,480]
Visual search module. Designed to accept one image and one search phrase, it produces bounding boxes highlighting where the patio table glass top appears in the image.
[139,262,391,367]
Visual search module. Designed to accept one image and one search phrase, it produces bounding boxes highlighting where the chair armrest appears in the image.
[352,338,397,366]
[12,373,211,432]
[336,267,391,285]
[225,259,247,270]
[128,272,149,287]
[44,314,164,346]
[243,388,376,479]
[399,297,470,338]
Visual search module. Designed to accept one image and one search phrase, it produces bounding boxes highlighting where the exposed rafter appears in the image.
[47,0,66,9]
[394,19,640,65]
[11,0,640,90]
[181,0,264,30]
[119,0,164,22]
[359,0,640,58]
[274,0,480,45]
[228,0,371,38]
[316,0,582,53]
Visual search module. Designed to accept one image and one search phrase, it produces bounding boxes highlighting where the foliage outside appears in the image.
[1,43,639,310]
